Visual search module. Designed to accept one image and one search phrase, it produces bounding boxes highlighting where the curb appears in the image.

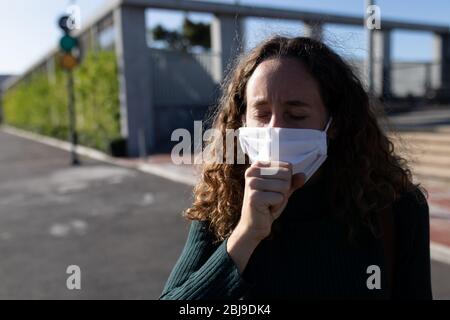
[0,125,198,186]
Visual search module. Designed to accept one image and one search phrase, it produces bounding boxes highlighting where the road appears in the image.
[0,130,192,299]
[0,130,449,299]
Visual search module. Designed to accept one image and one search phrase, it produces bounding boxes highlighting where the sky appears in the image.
[0,0,449,75]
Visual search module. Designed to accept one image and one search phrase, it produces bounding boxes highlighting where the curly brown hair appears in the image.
[184,35,424,243]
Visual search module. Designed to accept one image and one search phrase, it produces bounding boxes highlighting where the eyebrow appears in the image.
[285,100,311,107]
[249,97,311,108]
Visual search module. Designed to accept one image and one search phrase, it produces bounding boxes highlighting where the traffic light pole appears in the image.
[67,69,80,165]
[58,12,80,166]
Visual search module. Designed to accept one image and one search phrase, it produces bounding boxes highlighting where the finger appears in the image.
[250,166,291,180]
[250,161,292,180]
[251,191,285,207]
[262,161,291,169]
[258,161,292,178]
[248,177,291,194]
[252,160,291,170]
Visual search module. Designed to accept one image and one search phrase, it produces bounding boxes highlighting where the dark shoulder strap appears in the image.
[377,206,396,293]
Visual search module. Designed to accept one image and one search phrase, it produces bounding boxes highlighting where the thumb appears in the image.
[289,172,306,197]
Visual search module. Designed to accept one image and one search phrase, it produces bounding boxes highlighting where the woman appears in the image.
[159,36,432,299]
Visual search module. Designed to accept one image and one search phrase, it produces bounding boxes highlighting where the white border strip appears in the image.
[2,125,450,265]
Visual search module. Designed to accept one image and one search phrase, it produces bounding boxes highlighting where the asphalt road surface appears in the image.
[0,130,449,299]
[0,131,192,299]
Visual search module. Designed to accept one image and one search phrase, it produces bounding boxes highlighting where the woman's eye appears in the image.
[255,113,271,119]
[290,114,307,120]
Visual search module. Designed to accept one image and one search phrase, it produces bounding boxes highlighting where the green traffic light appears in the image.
[60,35,78,53]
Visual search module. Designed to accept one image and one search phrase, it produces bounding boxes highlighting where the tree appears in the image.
[182,18,211,49]
[152,17,211,51]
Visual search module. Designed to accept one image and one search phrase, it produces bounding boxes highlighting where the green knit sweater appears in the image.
[159,176,432,300]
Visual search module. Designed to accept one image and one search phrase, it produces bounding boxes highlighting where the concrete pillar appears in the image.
[303,21,323,41]
[373,29,392,99]
[433,32,450,92]
[46,56,56,84]
[90,24,99,51]
[211,14,244,82]
[114,5,154,157]
[0,89,3,124]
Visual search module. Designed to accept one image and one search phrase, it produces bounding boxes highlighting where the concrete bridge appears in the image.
[3,0,450,156]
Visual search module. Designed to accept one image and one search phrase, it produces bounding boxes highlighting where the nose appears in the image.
[268,113,286,128]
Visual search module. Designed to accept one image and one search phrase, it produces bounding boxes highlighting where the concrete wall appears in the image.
[150,49,220,107]
[149,48,221,152]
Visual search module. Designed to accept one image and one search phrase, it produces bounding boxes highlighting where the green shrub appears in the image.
[2,50,121,153]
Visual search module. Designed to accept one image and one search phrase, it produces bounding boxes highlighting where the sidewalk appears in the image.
[426,181,450,247]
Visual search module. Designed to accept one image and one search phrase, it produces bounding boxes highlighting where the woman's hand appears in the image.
[226,161,306,274]
[238,160,306,242]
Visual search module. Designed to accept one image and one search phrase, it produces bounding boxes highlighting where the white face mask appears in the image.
[238,118,332,182]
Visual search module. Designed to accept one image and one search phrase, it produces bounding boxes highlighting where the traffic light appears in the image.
[57,13,81,166]
[58,15,79,71]
[60,53,78,70]
[58,15,71,33]
[60,34,79,53]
